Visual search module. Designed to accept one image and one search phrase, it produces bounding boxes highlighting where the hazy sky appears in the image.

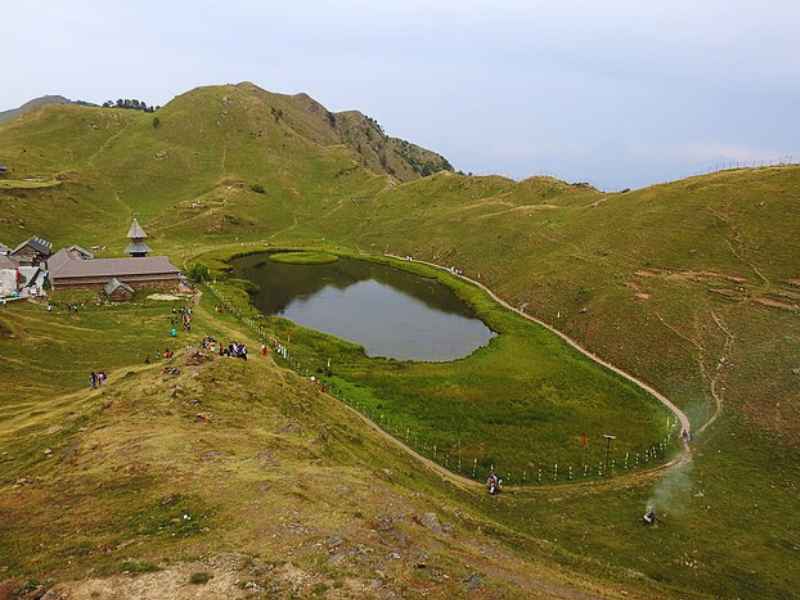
[3,0,799,189]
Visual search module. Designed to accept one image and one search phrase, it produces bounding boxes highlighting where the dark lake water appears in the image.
[231,254,496,362]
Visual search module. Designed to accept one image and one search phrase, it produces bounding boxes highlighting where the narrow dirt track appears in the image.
[340,395,690,496]
[382,253,692,492]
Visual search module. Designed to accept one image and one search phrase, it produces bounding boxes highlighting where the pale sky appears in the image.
[3,0,799,189]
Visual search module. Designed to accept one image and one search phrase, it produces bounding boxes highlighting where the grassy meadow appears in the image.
[0,85,799,597]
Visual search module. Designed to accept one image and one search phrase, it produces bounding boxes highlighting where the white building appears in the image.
[0,255,20,297]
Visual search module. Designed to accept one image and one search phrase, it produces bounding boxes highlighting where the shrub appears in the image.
[250,183,265,194]
[121,560,161,573]
[152,116,160,129]
[187,263,210,283]
[189,572,212,585]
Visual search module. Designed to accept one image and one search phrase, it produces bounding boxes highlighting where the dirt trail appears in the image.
[344,393,690,497]
[697,311,734,435]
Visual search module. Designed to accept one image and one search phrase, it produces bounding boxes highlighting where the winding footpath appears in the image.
[386,254,692,459]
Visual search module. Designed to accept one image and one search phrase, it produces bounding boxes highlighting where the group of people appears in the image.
[89,371,108,389]
[170,306,193,332]
[221,341,248,360]
[201,336,218,352]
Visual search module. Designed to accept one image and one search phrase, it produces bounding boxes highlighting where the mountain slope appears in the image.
[0,82,453,246]
[0,94,96,124]
[0,82,799,598]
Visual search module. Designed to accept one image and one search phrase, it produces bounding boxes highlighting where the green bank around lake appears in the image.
[268,251,339,265]
[210,248,675,481]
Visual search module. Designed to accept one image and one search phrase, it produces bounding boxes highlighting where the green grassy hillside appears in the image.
[0,95,76,124]
[1,83,799,598]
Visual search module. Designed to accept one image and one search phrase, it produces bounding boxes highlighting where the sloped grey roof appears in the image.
[126,241,151,255]
[105,277,134,296]
[48,246,96,276]
[127,218,148,239]
[47,249,73,275]
[50,255,179,280]
[12,236,52,256]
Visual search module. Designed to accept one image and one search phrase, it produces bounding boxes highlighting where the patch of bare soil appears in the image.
[624,281,650,300]
[634,269,748,285]
[707,287,745,302]
[753,297,799,312]
[43,554,356,600]
[634,269,660,278]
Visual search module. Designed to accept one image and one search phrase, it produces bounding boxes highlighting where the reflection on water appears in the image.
[231,254,496,361]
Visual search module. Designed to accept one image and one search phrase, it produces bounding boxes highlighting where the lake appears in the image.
[231,254,496,362]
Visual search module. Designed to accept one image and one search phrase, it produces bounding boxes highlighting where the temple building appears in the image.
[126,218,151,257]
[47,219,181,291]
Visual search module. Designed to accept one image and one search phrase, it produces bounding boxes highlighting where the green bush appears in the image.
[187,263,210,283]
[189,572,212,585]
[121,560,161,573]
[250,183,265,194]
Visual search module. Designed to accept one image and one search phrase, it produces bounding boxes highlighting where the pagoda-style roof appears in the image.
[126,241,152,256]
[127,218,148,240]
